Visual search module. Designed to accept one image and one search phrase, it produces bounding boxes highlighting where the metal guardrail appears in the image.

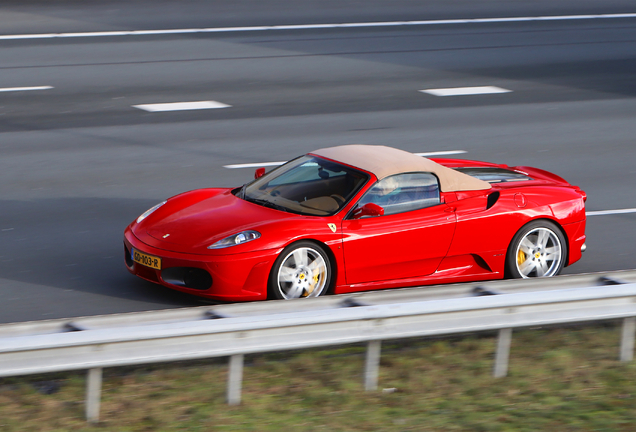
[1,270,636,423]
[2,270,636,338]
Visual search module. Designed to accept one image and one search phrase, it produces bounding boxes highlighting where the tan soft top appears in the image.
[311,144,491,192]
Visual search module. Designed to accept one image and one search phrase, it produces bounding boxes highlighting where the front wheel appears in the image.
[506,220,567,279]
[268,241,332,299]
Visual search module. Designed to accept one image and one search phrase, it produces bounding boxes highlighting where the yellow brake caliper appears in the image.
[305,271,319,296]
[517,249,526,265]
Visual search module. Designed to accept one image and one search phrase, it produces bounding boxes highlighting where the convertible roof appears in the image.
[311,144,491,192]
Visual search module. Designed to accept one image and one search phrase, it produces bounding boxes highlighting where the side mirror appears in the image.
[254,167,266,179]
[352,203,384,219]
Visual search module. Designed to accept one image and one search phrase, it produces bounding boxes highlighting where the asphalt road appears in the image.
[1,1,635,324]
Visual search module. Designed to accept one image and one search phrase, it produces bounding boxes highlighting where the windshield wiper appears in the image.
[246,197,290,213]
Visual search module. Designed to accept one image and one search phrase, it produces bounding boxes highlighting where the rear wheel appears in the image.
[268,241,332,299]
[506,220,567,279]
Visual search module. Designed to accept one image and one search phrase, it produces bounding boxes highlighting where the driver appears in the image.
[374,176,402,206]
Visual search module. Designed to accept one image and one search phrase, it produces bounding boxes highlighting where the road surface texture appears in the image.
[0,0,635,323]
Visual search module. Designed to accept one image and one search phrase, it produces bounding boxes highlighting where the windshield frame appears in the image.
[236,155,370,216]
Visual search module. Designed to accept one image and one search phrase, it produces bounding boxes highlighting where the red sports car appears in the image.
[124,145,586,301]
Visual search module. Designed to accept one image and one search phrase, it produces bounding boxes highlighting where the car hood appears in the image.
[135,188,297,253]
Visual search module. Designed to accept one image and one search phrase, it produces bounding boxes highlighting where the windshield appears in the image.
[240,156,369,216]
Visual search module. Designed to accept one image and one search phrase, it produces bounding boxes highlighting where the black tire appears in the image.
[506,220,567,279]
[268,241,332,300]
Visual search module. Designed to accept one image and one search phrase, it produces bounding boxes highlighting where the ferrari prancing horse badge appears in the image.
[328,223,337,233]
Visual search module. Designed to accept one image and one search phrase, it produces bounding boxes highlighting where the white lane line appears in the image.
[414,150,466,157]
[133,101,231,112]
[224,150,467,169]
[0,86,53,92]
[586,208,636,216]
[1,13,636,40]
[420,86,511,97]
[225,161,287,169]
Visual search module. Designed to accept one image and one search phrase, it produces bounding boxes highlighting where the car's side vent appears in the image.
[486,191,500,209]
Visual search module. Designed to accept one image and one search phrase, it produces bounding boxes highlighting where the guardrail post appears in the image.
[364,340,381,391]
[493,328,512,378]
[620,317,636,362]
[227,354,244,405]
[85,367,103,422]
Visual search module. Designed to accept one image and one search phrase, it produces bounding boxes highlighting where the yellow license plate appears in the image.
[133,249,161,270]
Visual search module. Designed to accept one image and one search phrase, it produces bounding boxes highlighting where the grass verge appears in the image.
[1,323,636,431]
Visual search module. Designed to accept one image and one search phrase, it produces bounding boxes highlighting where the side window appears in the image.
[355,173,440,216]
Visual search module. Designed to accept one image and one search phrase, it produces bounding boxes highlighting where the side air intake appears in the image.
[486,191,500,209]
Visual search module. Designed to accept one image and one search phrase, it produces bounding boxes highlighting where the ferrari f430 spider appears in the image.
[124,145,586,301]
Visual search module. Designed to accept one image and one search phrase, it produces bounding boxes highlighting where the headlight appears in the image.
[136,201,167,223]
[208,230,261,249]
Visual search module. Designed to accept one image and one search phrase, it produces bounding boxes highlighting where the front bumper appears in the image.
[124,227,277,301]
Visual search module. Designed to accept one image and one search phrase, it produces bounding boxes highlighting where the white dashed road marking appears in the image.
[0,86,53,92]
[1,13,635,40]
[414,150,467,157]
[420,86,512,97]
[224,161,287,169]
[224,150,467,169]
[586,208,636,216]
[133,101,231,112]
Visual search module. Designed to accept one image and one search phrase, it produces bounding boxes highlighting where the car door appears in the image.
[341,173,456,285]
